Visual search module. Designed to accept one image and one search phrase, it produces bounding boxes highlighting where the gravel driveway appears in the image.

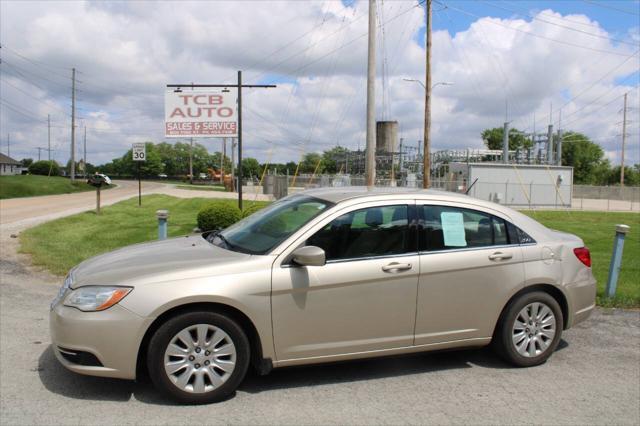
[0,190,638,425]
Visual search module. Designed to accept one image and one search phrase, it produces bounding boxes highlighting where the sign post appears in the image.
[166,73,276,210]
[132,142,146,207]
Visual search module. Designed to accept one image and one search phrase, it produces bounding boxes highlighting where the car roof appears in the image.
[300,186,472,204]
[296,186,554,242]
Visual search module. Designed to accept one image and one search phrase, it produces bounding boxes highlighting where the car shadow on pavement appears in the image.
[239,339,567,394]
[38,340,569,404]
[38,346,159,403]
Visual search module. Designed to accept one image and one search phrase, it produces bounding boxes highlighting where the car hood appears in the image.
[71,234,250,288]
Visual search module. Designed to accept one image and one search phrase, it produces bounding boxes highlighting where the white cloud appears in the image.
[0,0,638,168]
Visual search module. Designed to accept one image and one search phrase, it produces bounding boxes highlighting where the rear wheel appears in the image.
[495,291,563,367]
[147,311,250,404]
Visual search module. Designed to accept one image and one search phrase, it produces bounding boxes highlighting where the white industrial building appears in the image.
[445,162,573,208]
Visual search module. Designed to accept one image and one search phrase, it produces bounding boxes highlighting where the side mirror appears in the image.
[291,246,326,267]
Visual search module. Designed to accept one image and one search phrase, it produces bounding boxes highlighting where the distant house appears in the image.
[0,153,23,175]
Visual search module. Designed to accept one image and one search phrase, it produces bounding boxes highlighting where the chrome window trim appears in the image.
[280,251,419,269]
[418,244,515,256]
[418,242,537,256]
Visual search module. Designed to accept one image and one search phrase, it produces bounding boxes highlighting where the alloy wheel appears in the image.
[511,302,556,358]
[163,324,237,393]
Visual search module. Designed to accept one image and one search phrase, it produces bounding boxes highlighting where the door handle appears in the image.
[382,262,412,272]
[488,252,513,261]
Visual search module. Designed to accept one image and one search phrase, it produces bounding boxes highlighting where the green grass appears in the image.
[0,175,99,199]
[523,210,639,308]
[19,195,269,276]
[175,184,226,192]
[18,197,639,308]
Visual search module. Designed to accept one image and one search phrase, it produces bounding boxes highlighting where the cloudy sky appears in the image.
[1,0,639,167]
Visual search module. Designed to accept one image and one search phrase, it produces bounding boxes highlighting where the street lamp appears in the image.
[402,78,454,90]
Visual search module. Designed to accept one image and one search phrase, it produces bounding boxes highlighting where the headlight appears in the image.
[63,286,132,312]
[50,273,74,310]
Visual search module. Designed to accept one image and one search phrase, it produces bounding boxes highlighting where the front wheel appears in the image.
[147,311,250,404]
[494,291,563,367]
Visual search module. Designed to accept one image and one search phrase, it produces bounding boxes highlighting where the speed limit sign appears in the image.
[132,143,146,161]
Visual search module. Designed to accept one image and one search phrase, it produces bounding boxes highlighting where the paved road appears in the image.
[1,240,639,425]
[0,180,271,231]
[0,184,639,425]
[0,180,162,227]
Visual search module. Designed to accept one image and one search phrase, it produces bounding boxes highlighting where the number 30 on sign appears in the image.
[132,143,146,161]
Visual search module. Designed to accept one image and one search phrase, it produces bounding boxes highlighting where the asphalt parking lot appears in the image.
[0,203,639,425]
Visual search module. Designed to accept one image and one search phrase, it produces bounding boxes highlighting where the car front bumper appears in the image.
[49,302,152,380]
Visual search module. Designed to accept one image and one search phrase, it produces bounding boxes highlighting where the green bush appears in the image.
[197,202,242,231]
[28,160,60,176]
[241,203,266,218]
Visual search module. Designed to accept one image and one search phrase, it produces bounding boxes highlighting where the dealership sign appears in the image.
[164,90,237,137]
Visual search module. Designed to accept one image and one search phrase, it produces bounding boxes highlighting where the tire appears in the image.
[494,291,563,367]
[147,311,250,404]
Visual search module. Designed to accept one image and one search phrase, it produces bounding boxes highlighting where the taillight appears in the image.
[573,247,591,267]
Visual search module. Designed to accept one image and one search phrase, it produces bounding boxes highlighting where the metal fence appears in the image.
[272,174,639,212]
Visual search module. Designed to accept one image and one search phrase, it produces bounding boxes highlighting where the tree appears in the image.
[118,142,164,177]
[284,161,297,174]
[20,158,33,168]
[322,146,349,174]
[605,165,640,186]
[481,127,532,150]
[560,132,610,184]
[28,160,60,176]
[241,157,261,179]
[299,152,324,174]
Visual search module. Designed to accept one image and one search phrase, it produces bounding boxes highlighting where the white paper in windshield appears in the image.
[441,212,467,247]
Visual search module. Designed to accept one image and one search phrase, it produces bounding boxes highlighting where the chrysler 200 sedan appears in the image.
[50,187,596,404]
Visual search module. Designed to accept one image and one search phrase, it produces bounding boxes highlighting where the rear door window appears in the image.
[419,205,512,252]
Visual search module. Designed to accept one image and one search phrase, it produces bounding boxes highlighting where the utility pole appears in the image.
[423,0,432,188]
[556,110,563,166]
[220,138,225,184]
[503,122,509,164]
[6,133,9,157]
[70,67,76,181]
[231,139,236,191]
[237,71,243,209]
[83,125,87,176]
[47,114,51,161]
[365,0,377,187]
[189,137,193,184]
[399,137,404,176]
[621,92,627,186]
[547,124,554,164]
[37,147,43,161]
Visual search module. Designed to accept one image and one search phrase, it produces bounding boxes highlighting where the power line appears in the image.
[526,51,639,129]
[1,78,72,117]
[561,83,639,128]
[0,99,49,123]
[221,2,346,84]
[582,0,640,16]
[501,0,608,30]
[0,44,73,73]
[247,7,370,83]
[482,1,638,46]
[1,60,73,89]
[441,1,638,57]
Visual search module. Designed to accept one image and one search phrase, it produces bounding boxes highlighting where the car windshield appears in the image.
[208,195,333,255]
